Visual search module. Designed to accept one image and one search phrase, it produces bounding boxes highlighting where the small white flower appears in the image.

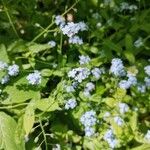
[114,116,124,126]
[144,130,150,141]
[134,37,143,48]
[55,15,65,26]
[0,61,8,70]
[137,84,146,93]
[8,64,19,76]
[1,75,9,84]
[66,85,75,93]
[26,70,41,85]
[144,65,150,76]
[84,127,95,137]
[118,103,129,114]
[120,2,129,12]
[110,58,126,77]
[79,55,91,65]
[69,36,83,45]
[65,98,77,110]
[48,40,56,47]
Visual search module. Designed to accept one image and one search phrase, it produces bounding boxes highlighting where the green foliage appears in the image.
[0,0,150,149]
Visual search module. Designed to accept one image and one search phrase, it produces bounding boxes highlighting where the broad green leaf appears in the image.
[124,50,135,64]
[7,40,27,53]
[27,43,51,54]
[0,112,25,150]
[131,144,150,150]
[23,104,35,136]
[0,44,9,62]
[41,69,53,77]
[36,97,60,112]
[111,121,123,136]
[3,76,40,104]
[15,117,26,148]
[103,97,116,108]
[129,112,138,131]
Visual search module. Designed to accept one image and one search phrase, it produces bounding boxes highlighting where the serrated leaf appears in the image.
[0,112,25,150]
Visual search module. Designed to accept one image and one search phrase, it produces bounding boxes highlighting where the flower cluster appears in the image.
[83,82,95,97]
[26,70,41,85]
[114,116,124,126]
[79,55,91,65]
[103,129,118,149]
[144,65,150,76]
[8,64,19,76]
[68,35,83,45]
[118,103,129,114]
[0,61,8,70]
[55,15,87,45]
[119,73,137,89]
[80,110,97,136]
[0,61,19,84]
[110,58,126,77]
[68,67,90,83]
[55,15,65,27]
[65,98,77,110]
[91,67,105,79]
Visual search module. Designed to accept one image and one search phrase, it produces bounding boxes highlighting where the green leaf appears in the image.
[131,144,150,150]
[0,112,25,150]
[129,112,138,131]
[3,76,40,104]
[7,40,28,53]
[125,34,133,51]
[103,97,116,108]
[23,104,35,136]
[36,97,60,112]
[27,43,51,54]
[113,88,126,101]
[124,50,135,64]
[0,44,9,62]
